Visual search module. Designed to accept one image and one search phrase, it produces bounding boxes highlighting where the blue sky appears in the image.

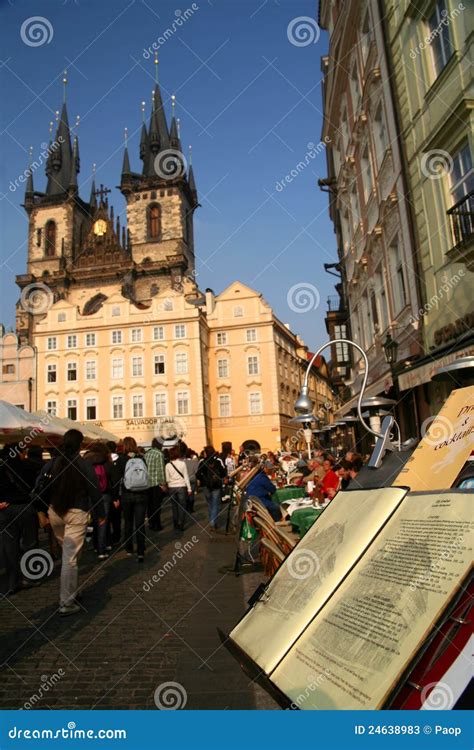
[0,0,338,351]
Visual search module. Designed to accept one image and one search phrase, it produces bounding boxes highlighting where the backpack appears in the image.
[123,457,149,492]
[94,463,108,493]
[30,459,55,506]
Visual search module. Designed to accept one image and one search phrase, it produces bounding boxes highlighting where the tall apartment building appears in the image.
[319,0,424,438]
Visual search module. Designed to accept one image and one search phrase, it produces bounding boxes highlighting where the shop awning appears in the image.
[397,345,474,391]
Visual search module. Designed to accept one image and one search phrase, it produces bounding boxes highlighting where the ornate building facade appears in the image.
[15,72,335,451]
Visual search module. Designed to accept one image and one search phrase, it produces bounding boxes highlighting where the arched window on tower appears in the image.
[148,203,161,240]
[45,221,57,257]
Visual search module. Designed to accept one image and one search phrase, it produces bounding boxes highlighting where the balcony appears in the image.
[446,191,474,270]
[327,295,343,312]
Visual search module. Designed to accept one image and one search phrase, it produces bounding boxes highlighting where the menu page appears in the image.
[230,487,408,674]
[395,386,474,491]
[271,491,473,710]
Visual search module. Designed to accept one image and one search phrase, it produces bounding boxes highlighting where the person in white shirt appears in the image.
[165,445,191,531]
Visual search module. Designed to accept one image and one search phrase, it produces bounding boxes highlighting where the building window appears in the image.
[217,332,228,345]
[249,392,262,415]
[47,364,57,383]
[233,306,244,318]
[111,330,122,344]
[131,328,142,343]
[111,358,124,379]
[3,363,15,375]
[374,270,389,332]
[373,102,388,168]
[154,392,167,416]
[46,400,57,416]
[175,352,188,374]
[58,312,66,323]
[349,62,359,111]
[350,180,360,230]
[428,0,454,78]
[154,354,166,375]
[153,326,165,341]
[148,204,161,240]
[361,143,373,203]
[131,395,143,417]
[85,333,96,347]
[86,398,97,420]
[450,142,473,204]
[47,337,57,351]
[132,356,143,377]
[360,8,372,63]
[85,360,96,380]
[67,362,77,381]
[176,391,190,415]
[112,306,121,317]
[389,237,407,314]
[174,324,186,339]
[246,328,257,343]
[334,325,350,363]
[112,396,124,419]
[217,358,229,378]
[45,220,56,257]
[67,399,77,421]
[247,355,259,376]
[67,335,77,349]
[218,394,231,417]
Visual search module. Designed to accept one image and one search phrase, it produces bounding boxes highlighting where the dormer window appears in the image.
[148,203,161,240]
[45,220,56,257]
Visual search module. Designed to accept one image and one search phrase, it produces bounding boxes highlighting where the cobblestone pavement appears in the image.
[0,495,278,710]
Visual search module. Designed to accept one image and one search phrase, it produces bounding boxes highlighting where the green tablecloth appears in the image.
[272,486,306,504]
[290,507,324,536]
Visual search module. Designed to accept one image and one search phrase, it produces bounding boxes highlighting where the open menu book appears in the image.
[228,488,473,709]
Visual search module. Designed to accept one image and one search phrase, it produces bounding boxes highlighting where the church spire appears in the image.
[188,145,197,203]
[25,146,34,198]
[90,163,97,210]
[69,135,79,191]
[169,95,182,152]
[45,72,74,196]
[121,127,132,178]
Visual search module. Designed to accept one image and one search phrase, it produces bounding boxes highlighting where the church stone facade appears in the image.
[15,73,334,451]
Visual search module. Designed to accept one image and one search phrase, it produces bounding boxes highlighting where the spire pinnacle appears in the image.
[121,127,131,177]
[25,146,34,198]
[177,118,181,138]
[171,94,176,118]
[62,70,68,103]
[188,144,193,166]
[124,126,128,147]
[141,101,146,123]
[154,52,159,83]
[49,121,54,139]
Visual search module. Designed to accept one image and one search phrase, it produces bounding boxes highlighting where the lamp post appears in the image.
[294,339,385,443]
[382,333,399,396]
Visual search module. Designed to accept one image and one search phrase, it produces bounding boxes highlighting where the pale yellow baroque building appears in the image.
[15,75,334,451]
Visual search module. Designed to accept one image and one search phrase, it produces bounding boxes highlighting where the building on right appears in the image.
[380,0,473,413]
[319,0,473,441]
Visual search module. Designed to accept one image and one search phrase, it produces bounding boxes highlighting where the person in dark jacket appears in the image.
[48,429,102,616]
[84,441,114,560]
[0,445,40,595]
[246,459,281,521]
[196,445,227,531]
[116,436,148,561]
[106,441,122,545]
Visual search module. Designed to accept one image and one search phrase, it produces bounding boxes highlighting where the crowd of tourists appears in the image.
[0,432,365,617]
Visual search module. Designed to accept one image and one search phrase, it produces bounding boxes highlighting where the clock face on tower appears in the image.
[93,219,107,236]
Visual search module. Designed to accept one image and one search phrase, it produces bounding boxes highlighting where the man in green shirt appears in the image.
[145,438,167,531]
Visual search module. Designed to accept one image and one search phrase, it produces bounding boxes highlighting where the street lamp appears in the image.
[294,339,385,442]
[382,332,399,367]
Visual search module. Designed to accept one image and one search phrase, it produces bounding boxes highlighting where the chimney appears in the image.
[205,288,215,315]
